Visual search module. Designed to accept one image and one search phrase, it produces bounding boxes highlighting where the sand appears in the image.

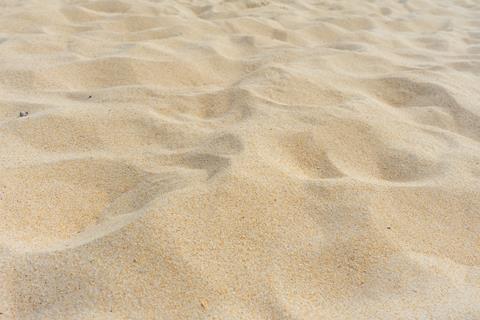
[0,0,479,319]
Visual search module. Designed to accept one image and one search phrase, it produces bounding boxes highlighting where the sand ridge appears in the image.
[0,0,480,319]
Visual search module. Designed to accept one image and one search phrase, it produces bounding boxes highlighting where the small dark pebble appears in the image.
[386,226,391,229]
[133,259,137,263]
[88,95,92,99]
[19,111,29,118]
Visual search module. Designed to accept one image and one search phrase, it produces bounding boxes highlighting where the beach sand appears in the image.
[0,0,480,319]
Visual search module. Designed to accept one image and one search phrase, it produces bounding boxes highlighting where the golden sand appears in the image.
[0,0,480,319]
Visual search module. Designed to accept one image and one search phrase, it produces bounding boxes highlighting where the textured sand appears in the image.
[0,0,480,319]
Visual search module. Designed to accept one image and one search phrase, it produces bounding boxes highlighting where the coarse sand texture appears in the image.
[0,0,480,319]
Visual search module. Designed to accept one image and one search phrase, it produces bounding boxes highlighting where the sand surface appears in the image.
[0,0,480,319]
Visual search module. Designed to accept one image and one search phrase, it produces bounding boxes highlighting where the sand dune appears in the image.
[0,0,480,319]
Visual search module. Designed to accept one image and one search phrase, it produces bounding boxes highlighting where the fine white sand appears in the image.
[1,0,480,319]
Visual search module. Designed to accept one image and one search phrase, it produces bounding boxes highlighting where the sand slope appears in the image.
[0,0,480,319]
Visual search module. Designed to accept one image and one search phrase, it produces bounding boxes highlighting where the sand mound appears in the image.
[1,0,479,319]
